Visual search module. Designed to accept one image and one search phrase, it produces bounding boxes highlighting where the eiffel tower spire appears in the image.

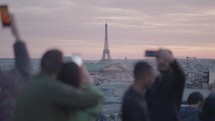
[100,22,112,62]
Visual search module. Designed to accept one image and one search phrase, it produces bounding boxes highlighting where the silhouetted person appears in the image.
[146,49,185,121]
[122,61,155,121]
[14,50,99,121]
[0,15,31,121]
[200,93,215,121]
[58,62,104,121]
[179,92,203,121]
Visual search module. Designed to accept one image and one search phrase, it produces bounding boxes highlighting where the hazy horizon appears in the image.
[1,0,215,60]
[0,57,214,60]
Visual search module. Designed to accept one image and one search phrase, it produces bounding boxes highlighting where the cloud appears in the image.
[0,0,215,59]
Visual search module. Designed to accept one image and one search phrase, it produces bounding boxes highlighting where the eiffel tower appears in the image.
[100,22,112,62]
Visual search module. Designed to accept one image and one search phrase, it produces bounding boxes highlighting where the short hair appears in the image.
[133,61,153,80]
[41,49,63,75]
[57,62,82,88]
[187,92,204,105]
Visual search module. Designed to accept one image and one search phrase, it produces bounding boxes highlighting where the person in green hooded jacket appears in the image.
[58,62,104,121]
[14,50,100,121]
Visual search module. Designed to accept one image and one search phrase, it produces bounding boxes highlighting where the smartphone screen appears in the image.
[71,55,83,67]
[145,50,158,57]
[0,5,11,27]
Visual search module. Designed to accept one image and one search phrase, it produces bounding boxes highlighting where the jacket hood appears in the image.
[180,107,199,119]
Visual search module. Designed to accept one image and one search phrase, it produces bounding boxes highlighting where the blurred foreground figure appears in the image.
[0,15,31,121]
[122,61,155,121]
[58,62,104,121]
[146,49,185,121]
[200,93,215,121]
[14,50,99,121]
[179,92,203,121]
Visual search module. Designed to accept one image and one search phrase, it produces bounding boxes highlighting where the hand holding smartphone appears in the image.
[0,5,11,27]
[0,5,21,40]
[71,55,94,87]
[71,55,83,67]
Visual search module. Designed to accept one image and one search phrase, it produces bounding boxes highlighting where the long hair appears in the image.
[57,62,82,88]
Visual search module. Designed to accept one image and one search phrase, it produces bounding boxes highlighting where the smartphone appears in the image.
[145,50,158,57]
[0,5,11,27]
[71,55,83,67]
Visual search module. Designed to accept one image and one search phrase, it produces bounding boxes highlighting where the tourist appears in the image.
[57,62,104,121]
[14,50,100,121]
[121,61,155,121]
[146,49,186,121]
[179,92,203,121]
[200,92,215,121]
[0,14,31,121]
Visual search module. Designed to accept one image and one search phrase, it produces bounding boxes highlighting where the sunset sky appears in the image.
[0,0,215,59]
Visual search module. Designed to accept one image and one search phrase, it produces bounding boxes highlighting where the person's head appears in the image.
[57,62,82,88]
[41,49,63,77]
[133,61,155,89]
[156,49,173,73]
[187,92,204,108]
[200,93,215,121]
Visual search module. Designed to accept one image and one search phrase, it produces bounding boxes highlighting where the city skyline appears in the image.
[0,0,215,59]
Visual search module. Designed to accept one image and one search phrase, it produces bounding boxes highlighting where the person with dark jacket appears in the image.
[0,14,31,121]
[146,49,186,121]
[14,50,100,121]
[122,61,155,121]
[179,92,203,121]
[200,92,215,121]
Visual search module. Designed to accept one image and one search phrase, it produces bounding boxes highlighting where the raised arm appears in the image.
[14,41,31,78]
[50,81,99,109]
[156,49,185,89]
[11,14,31,79]
[170,60,185,89]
